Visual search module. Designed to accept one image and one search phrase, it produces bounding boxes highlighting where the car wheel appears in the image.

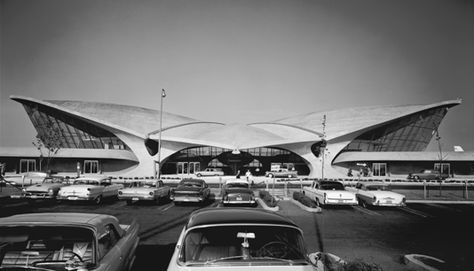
[414,176,420,180]
[196,173,202,177]
[268,173,273,178]
[126,199,133,205]
[360,200,368,208]
[315,198,320,207]
[94,196,102,205]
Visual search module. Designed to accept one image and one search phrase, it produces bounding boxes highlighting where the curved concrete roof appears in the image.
[10,96,461,150]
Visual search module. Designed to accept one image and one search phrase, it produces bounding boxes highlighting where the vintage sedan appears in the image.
[351,182,406,208]
[170,179,210,204]
[167,208,343,271]
[16,176,67,200]
[0,212,139,271]
[57,175,123,204]
[221,180,256,207]
[118,180,171,205]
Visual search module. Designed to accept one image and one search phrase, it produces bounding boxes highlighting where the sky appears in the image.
[1,0,474,151]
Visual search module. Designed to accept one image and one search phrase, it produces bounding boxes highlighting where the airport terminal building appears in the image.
[2,96,474,179]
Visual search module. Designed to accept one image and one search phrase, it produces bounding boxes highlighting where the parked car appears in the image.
[221,179,256,207]
[167,208,343,271]
[118,180,171,205]
[349,182,406,208]
[302,180,357,207]
[408,170,449,181]
[170,179,210,204]
[57,175,123,204]
[0,212,139,271]
[195,168,224,177]
[15,176,67,200]
[265,168,298,178]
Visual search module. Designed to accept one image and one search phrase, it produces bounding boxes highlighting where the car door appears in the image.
[97,224,124,271]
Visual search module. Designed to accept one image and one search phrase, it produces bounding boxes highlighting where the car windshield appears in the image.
[320,182,344,190]
[0,226,94,270]
[43,177,63,184]
[180,225,307,265]
[225,183,249,189]
[180,181,203,188]
[73,179,100,185]
[366,185,390,191]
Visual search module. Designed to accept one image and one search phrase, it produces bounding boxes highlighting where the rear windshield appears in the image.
[180,225,307,265]
[320,182,344,190]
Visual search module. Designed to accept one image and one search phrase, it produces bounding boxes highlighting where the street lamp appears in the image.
[157,89,166,180]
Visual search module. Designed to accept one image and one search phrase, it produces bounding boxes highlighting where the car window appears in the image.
[181,225,307,263]
[98,224,120,259]
[320,182,344,190]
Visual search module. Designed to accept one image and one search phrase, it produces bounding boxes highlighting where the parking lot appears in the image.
[1,195,474,271]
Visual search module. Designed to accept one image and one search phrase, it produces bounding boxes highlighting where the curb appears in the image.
[407,200,474,204]
[290,199,322,213]
[256,198,279,212]
[403,254,445,271]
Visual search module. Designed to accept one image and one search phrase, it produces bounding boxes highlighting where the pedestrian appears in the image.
[245,169,252,182]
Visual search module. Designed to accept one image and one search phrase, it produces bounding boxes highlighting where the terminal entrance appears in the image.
[160,146,310,176]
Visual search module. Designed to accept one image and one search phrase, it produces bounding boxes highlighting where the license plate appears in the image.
[132,197,139,201]
[184,198,190,201]
[386,200,392,204]
[30,195,39,199]
[236,197,242,201]
[338,199,344,203]
[68,196,79,200]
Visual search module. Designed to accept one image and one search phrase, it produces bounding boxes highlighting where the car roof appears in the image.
[76,175,110,181]
[186,208,299,229]
[224,179,249,184]
[0,212,120,236]
[318,180,343,184]
[360,181,387,186]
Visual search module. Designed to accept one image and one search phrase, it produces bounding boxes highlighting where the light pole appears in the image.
[156,89,166,180]
[321,115,327,180]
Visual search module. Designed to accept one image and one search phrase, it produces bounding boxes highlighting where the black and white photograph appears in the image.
[1,1,474,270]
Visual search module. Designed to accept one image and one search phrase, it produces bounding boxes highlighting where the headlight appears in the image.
[118,191,123,195]
[48,189,54,195]
[22,188,26,193]
[149,191,154,196]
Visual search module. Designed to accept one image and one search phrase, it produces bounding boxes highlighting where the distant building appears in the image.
[1,95,473,179]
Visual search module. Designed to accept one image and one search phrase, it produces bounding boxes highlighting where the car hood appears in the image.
[25,183,63,192]
[171,264,314,271]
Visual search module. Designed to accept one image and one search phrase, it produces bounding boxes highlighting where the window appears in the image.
[98,224,121,259]
[434,163,450,175]
[84,160,99,174]
[372,163,387,176]
[20,159,36,173]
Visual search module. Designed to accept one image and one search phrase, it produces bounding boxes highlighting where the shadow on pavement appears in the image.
[131,243,176,271]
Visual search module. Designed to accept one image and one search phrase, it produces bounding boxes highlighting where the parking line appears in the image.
[159,203,174,212]
[352,206,382,216]
[400,206,432,218]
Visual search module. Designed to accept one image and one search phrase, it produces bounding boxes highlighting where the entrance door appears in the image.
[372,163,387,176]
[176,162,200,174]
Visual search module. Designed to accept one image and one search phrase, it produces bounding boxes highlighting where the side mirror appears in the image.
[144,138,159,156]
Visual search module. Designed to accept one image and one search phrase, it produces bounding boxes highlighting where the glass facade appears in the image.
[342,107,447,152]
[23,103,129,150]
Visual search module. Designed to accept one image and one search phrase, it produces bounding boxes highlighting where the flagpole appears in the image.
[157,89,166,180]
